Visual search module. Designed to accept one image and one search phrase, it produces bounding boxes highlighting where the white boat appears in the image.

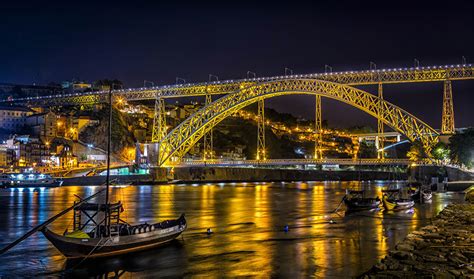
[0,173,63,188]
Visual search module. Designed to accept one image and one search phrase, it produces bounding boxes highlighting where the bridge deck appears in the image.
[3,64,473,106]
[169,158,411,167]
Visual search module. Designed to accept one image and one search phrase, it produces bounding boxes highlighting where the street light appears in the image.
[176,77,186,84]
[144,80,155,87]
[285,67,293,75]
[325,65,332,73]
[209,74,219,82]
[369,61,377,70]
[247,71,256,79]
[414,58,420,68]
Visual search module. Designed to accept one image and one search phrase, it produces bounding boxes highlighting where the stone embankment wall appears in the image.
[169,167,407,182]
[361,203,474,278]
[410,165,474,182]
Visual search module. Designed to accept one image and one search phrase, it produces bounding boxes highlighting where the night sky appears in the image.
[1,1,473,129]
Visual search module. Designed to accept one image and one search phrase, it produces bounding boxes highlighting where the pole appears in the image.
[105,84,113,229]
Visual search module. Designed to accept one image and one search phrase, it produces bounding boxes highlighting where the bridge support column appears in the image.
[203,94,213,160]
[152,96,167,165]
[441,79,455,134]
[152,97,167,142]
[314,95,322,159]
[257,99,266,160]
[377,83,385,160]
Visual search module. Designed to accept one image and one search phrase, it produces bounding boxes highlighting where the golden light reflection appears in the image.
[310,182,329,277]
[198,184,216,230]
[155,185,175,219]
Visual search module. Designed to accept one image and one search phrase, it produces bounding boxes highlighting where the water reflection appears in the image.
[0,182,465,277]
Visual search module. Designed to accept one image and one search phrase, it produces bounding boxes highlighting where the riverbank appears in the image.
[361,202,474,278]
[59,167,407,186]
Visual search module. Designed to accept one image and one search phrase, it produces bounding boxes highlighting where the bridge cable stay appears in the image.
[441,79,455,134]
[377,83,385,160]
[257,99,266,160]
[314,95,322,159]
[203,93,213,160]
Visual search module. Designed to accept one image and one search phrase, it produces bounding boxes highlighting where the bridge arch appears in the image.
[158,79,439,166]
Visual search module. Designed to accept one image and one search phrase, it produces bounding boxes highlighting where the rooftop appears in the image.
[0,105,34,112]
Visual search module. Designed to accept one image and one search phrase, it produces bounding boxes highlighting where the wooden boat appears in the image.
[344,190,381,211]
[41,202,186,258]
[382,189,415,211]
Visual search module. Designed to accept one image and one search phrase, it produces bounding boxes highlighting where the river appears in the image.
[0,181,464,278]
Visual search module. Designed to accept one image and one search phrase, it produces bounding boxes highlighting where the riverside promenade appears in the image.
[362,200,474,278]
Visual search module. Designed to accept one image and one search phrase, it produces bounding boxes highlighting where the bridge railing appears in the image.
[168,158,412,167]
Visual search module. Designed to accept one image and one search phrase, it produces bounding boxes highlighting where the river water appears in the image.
[0,181,464,278]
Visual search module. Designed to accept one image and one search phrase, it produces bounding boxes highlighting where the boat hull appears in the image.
[344,198,381,212]
[382,196,415,211]
[42,215,186,259]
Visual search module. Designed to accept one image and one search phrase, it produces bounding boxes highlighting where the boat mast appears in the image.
[104,84,113,228]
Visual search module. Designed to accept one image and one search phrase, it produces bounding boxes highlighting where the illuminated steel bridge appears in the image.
[4,64,473,166]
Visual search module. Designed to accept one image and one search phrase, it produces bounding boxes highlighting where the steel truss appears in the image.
[157,79,439,166]
[203,94,213,160]
[151,97,166,142]
[441,80,455,134]
[377,83,385,160]
[6,65,473,106]
[314,95,322,159]
[257,99,266,160]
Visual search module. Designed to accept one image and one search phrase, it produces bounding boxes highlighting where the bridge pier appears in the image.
[377,83,385,160]
[441,79,455,134]
[314,95,322,159]
[257,99,266,160]
[152,96,166,142]
[203,94,213,160]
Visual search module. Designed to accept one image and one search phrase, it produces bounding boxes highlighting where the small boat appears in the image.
[410,188,432,203]
[0,172,63,188]
[382,189,415,211]
[41,201,186,259]
[343,190,381,212]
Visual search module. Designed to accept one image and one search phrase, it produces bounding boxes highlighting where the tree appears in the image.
[449,128,474,169]
[431,142,449,162]
[407,140,426,162]
[358,140,377,158]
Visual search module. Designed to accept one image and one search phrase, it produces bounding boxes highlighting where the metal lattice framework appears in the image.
[4,65,473,106]
[314,95,322,159]
[377,83,385,160]
[157,79,439,166]
[151,97,167,142]
[256,99,266,160]
[441,80,455,134]
[203,94,213,160]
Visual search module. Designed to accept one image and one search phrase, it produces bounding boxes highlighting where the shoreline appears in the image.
[360,201,474,278]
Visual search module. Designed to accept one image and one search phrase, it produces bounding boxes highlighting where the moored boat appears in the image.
[410,188,433,203]
[0,172,62,188]
[344,190,381,212]
[41,202,186,258]
[382,189,415,211]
